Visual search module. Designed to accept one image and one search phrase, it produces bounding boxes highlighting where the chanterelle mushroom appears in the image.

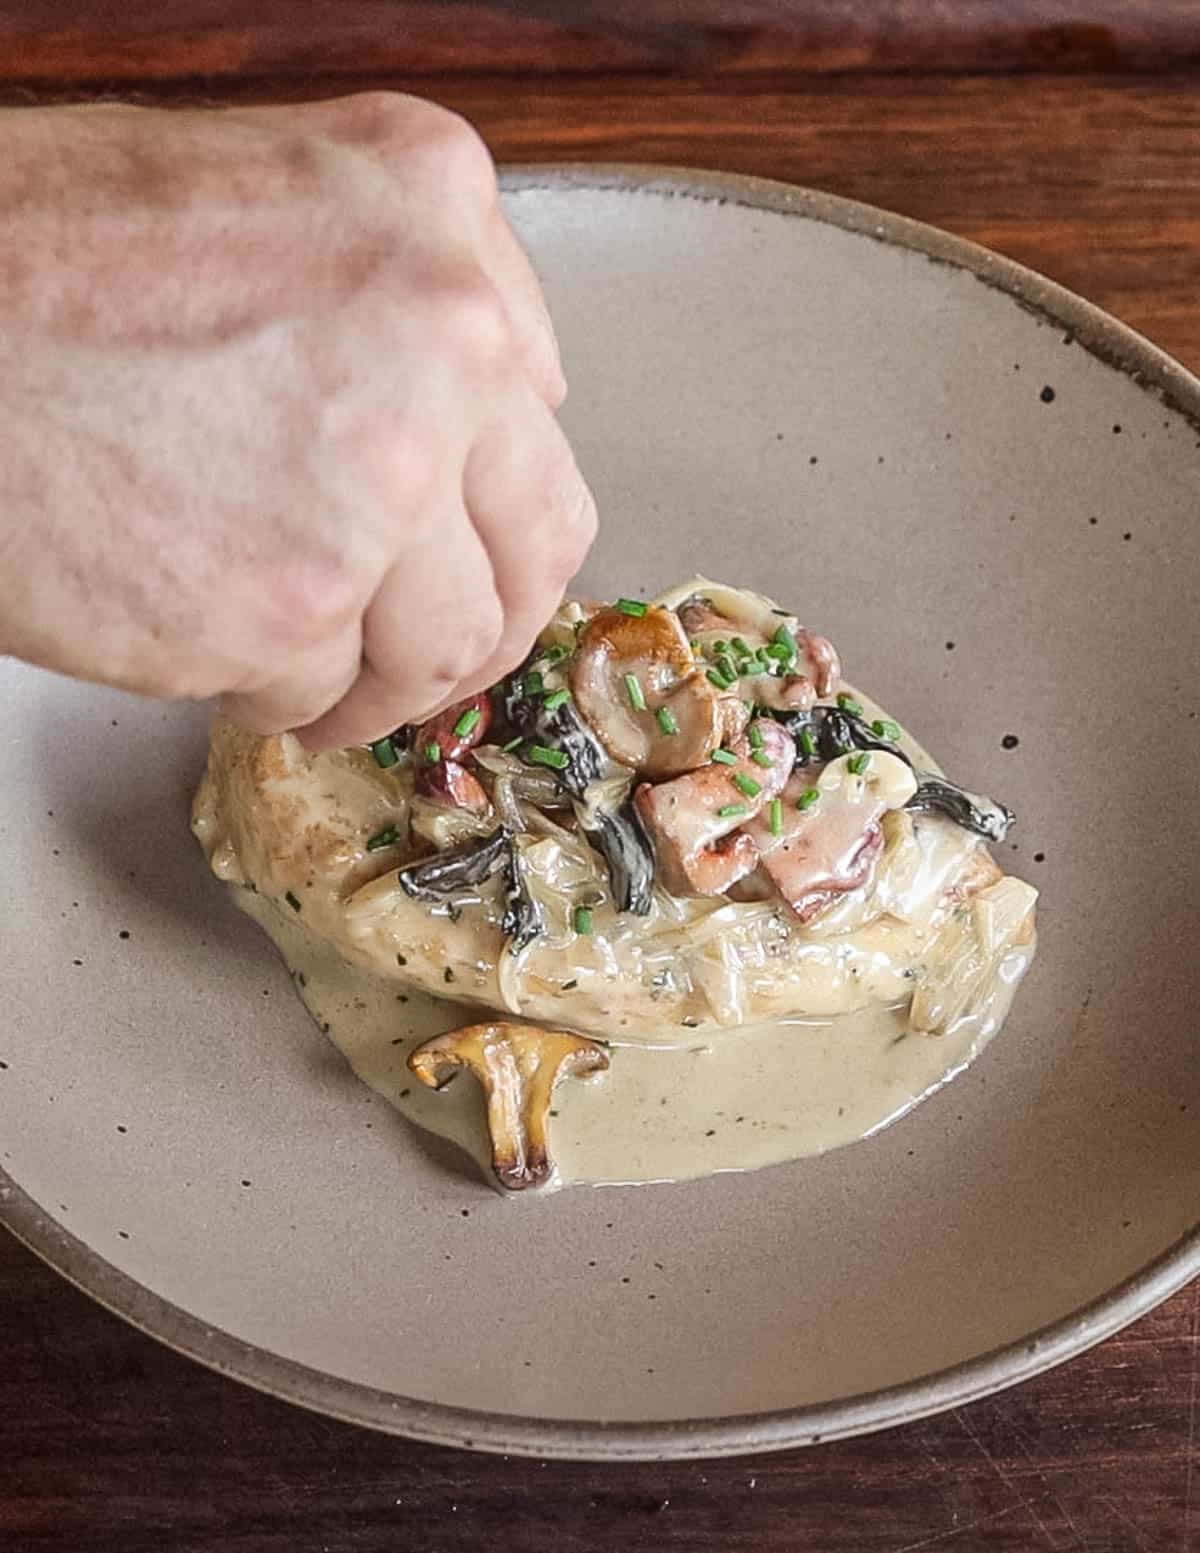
[570,605,721,778]
[408,1021,610,1191]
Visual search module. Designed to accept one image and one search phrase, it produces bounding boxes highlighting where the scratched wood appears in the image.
[0,10,1198,1549]
[0,1233,1195,1551]
[0,2,1199,82]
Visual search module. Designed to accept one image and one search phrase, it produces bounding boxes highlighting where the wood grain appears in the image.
[0,1233,1195,1552]
[0,1,1198,84]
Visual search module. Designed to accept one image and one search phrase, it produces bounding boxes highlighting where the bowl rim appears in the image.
[3,163,1198,1460]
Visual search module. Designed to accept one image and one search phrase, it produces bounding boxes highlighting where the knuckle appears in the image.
[260,550,364,646]
[424,595,504,687]
[336,90,420,149]
[432,269,511,365]
[410,106,496,202]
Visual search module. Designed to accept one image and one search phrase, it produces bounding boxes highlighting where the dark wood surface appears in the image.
[2,6,1198,1551]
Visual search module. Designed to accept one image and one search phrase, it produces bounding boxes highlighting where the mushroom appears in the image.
[665,578,842,705]
[408,1021,610,1191]
[741,751,916,921]
[633,717,795,895]
[570,605,721,778]
[412,693,493,814]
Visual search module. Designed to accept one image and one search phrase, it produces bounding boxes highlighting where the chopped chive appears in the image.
[523,670,544,697]
[543,643,570,663]
[369,737,398,769]
[837,693,864,716]
[656,706,680,735]
[424,742,441,764]
[717,803,748,819]
[706,668,734,690]
[573,905,594,934]
[284,890,302,912]
[848,751,872,776]
[764,641,793,664]
[529,745,569,770]
[689,638,703,655]
[769,797,783,836]
[797,788,820,810]
[453,707,482,739]
[872,718,903,742]
[366,825,400,852]
[711,748,738,765]
[773,624,800,662]
[543,689,571,712]
[798,726,818,758]
[731,636,751,657]
[732,772,762,798]
[748,723,764,750]
[752,750,774,768]
[615,598,648,617]
[502,736,524,753]
[712,638,729,655]
[716,652,739,681]
[624,672,647,712]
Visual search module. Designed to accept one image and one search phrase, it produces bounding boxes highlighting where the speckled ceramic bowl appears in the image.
[2,168,1198,1460]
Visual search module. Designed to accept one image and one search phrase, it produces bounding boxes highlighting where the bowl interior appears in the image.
[2,173,1198,1455]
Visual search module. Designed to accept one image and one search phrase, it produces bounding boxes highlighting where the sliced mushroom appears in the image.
[412,693,493,813]
[742,751,916,921]
[408,1021,610,1191]
[633,717,795,895]
[570,605,721,778]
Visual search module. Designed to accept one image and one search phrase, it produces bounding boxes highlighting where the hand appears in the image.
[0,95,596,747]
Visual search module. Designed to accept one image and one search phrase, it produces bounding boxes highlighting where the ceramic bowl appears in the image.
[2,167,1197,1459]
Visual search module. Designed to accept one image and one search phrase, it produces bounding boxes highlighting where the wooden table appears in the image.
[2,6,1197,1549]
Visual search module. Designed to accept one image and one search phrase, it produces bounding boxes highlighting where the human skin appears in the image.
[0,94,597,748]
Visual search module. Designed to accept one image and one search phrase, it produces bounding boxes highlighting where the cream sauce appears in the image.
[236,887,1033,1190]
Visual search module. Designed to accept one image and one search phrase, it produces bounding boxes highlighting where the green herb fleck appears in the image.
[799,726,818,758]
[748,723,764,751]
[752,750,774,768]
[366,825,399,852]
[837,693,864,716]
[284,890,302,913]
[772,623,799,662]
[872,718,903,742]
[573,905,594,935]
[543,643,570,664]
[543,689,571,712]
[769,797,784,836]
[711,748,738,765]
[731,636,751,657]
[797,788,820,811]
[529,745,569,770]
[424,741,441,764]
[615,598,648,617]
[523,669,545,697]
[732,772,762,799]
[656,706,680,735]
[369,737,398,769]
[848,751,872,776]
[453,707,482,739]
[717,803,748,819]
[624,672,647,712]
[502,736,523,753]
[706,668,734,691]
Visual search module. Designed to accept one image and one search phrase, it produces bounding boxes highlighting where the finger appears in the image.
[295,511,503,751]
[458,387,597,699]
[219,630,362,737]
[479,204,566,408]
